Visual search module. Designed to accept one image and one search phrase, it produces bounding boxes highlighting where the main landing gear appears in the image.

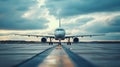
[67,38,71,45]
[49,38,53,45]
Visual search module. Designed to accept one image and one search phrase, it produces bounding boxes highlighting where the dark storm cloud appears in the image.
[0,0,9,2]
[0,0,49,30]
[84,16,120,33]
[45,0,120,17]
[16,7,29,11]
[0,18,49,30]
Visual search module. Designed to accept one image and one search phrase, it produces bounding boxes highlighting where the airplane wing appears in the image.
[65,34,105,38]
[14,34,55,38]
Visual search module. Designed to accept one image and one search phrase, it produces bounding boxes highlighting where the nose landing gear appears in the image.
[58,42,61,45]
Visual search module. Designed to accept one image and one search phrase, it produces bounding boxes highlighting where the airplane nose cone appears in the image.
[55,31,65,39]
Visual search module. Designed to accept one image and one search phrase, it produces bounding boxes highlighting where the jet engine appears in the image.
[41,38,47,42]
[73,38,79,43]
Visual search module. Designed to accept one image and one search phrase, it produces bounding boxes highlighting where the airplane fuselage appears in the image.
[54,28,65,40]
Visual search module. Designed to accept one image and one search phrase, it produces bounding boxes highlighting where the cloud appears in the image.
[0,0,49,30]
[60,12,120,39]
[108,16,120,26]
[0,17,49,30]
[83,15,120,33]
[45,0,120,17]
[0,0,120,41]
[62,17,94,29]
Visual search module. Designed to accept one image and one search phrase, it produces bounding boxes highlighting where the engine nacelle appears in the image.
[41,38,47,42]
[73,38,79,43]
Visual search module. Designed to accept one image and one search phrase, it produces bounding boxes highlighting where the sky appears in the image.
[0,0,120,41]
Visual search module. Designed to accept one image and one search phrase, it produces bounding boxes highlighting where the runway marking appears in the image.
[38,45,75,67]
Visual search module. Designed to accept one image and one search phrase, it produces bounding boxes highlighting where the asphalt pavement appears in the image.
[0,43,120,67]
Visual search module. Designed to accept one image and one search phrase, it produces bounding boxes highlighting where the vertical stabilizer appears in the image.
[59,17,61,28]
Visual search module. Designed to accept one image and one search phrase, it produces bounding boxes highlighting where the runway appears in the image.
[0,43,120,67]
[38,45,75,67]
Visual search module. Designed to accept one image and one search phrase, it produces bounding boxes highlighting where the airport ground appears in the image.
[0,42,120,67]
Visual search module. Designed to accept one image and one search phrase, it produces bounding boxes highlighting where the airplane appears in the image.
[15,19,104,45]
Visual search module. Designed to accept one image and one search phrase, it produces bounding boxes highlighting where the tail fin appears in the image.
[59,17,61,28]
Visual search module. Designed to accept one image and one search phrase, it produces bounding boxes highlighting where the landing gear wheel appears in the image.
[58,42,61,45]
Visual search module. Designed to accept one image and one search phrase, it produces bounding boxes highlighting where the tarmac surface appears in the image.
[38,45,75,67]
[0,43,120,67]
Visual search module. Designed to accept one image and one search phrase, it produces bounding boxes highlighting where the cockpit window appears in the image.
[55,28,64,31]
